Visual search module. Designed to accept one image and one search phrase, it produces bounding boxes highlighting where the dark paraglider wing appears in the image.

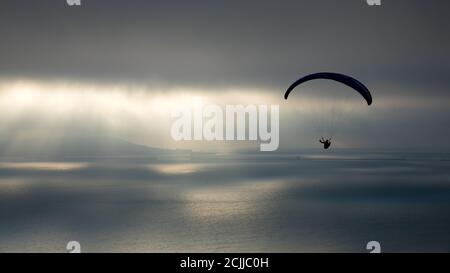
[284,72,373,105]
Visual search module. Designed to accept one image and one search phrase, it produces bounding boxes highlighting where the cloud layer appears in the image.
[1,0,450,150]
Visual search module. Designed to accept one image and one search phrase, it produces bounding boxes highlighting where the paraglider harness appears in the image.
[319,137,331,150]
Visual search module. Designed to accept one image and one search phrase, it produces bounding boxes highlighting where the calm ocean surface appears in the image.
[1,151,450,252]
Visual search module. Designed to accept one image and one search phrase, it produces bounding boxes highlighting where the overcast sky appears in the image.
[1,0,449,152]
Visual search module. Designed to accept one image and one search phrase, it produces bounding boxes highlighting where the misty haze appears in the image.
[1,0,450,253]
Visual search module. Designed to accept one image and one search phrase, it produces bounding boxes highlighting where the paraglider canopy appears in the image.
[284,72,372,105]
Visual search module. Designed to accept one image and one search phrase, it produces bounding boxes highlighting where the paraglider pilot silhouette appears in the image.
[319,137,332,150]
[284,72,372,150]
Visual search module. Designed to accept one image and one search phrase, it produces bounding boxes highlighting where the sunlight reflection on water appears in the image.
[0,153,450,252]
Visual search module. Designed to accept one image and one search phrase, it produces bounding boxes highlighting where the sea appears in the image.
[1,150,450,252]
